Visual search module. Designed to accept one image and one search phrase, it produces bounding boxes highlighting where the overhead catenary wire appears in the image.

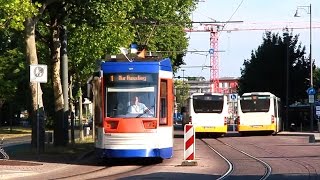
[220,0,245,34]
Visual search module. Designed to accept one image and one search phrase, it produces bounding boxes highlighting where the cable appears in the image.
[220,0,245,32]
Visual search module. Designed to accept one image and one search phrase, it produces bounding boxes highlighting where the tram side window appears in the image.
[160,80,167,125]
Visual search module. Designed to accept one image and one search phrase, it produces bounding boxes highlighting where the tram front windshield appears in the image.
[193,95,224,113]
[104,73,157,118]
[240,95,270,113]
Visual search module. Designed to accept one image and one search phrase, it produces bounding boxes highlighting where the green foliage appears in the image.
[238,30,309,104]
[64,0,197,100]
[174,80,190,109]
[314,68,320,100]
[0,28,26,102]
[65,0,197,85]
[129,0,197,72]
[0,0,40,30]
[65,0,136,87]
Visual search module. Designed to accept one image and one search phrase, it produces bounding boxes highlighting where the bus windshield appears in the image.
[240,95,270,113]
[192,94,224,113]
[104,73,158,118]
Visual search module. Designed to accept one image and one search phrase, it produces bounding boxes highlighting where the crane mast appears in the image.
[185,24,221,93]
[204,25,220,93]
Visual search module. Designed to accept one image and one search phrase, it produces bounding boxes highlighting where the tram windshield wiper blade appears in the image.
[135,105,154,118]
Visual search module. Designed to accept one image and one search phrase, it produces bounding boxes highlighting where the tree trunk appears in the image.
[79,87,84,141]
[69,77,75,144]
[50,18,68,146]
[24,17,45,152]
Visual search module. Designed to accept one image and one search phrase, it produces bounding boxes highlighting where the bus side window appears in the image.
[160,80,167,125]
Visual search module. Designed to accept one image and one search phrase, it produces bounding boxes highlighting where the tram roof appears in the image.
[100,54,172,73]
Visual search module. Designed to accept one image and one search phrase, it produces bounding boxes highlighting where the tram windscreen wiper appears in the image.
[135,105,154,118]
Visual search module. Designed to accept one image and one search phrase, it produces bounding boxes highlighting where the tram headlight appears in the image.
[106,121,119,129]
[143,120,157,129]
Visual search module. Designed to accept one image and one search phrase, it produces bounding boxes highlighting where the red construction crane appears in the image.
[185,21,320,93]
[185,24,222,93]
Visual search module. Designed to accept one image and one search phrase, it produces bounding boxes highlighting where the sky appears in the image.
[175,0,320,80]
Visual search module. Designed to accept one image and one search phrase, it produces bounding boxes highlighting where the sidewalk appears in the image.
[0,135,93,180]
[0,145,93,180]
[277,131,320,143]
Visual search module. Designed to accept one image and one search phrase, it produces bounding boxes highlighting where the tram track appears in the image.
[200,138,272,180]
[214,136,319,179]
[49,158,159,180]
[248,142,318,179]
[52,166,150,180]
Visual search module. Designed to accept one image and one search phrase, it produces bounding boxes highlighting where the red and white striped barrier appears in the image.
[184,124,195,160]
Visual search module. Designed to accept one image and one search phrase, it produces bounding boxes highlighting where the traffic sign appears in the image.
[307,87,316,95]
[209,48,214,54]
[309,94,315,103]
[30,64,47,83]
[229,94,237,102]
[316,106,320,116]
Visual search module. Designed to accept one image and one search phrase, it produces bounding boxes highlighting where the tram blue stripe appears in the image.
[96,147,173,159]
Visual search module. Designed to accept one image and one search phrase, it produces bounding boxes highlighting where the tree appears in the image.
[0,0,48,150]
[238,30,309,105]
[314,67,320,100]
[0,46,27,126]
[128,0,196,70]
[35,0,196,145]
[0,0,197,147]
[0,0,39,30]
[64,0,197,141]
[174,80,190,111]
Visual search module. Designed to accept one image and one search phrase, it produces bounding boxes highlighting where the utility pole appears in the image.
[295,4,313,131]
[182,69,186,106]
[285,32,289,131]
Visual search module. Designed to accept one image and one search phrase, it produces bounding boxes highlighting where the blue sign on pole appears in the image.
[307,87,316,95]
[230,94,237,100]
[229,94,237,101]
[209,48,214,54]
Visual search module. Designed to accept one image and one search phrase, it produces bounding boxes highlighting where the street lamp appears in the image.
[295,4,313,131]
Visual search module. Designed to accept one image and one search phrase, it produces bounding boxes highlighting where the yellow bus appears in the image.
[188,93,228,138]
[237,92,282,135]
